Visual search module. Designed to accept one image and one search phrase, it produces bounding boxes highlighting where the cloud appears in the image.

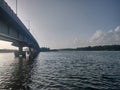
[73,26,120,47]
[89,30,104,44]
[89,26,120,46]
[74,25,120,47]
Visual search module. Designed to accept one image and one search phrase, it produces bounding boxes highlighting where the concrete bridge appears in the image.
[0,0,40,57]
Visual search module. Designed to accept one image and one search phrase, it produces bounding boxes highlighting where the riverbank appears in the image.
[41,45,120,52]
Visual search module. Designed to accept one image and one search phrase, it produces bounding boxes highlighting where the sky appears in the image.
[1,0,120,49]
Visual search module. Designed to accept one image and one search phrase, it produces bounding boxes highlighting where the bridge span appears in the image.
[0,0,40,57]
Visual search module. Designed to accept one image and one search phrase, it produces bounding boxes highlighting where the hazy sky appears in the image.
[2,0,120,49]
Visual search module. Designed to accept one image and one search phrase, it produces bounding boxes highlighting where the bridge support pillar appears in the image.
[14,46,26,58]
[28,48,32,57]
[28,48,38,59]
[19,46,23,53]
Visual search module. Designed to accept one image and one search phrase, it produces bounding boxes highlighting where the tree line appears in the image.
[76,45,120,51]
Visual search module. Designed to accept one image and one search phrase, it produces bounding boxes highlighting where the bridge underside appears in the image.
[0,11,33,47]
[0,0,40,57]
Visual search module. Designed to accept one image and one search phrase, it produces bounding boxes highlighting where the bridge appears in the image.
[0,0,40,57]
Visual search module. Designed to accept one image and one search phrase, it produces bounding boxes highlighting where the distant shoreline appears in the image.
[0,49,17,53]
[1,45,120,53]
[40,45,120,52]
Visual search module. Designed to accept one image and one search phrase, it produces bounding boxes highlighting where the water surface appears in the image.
[0,51,120,90]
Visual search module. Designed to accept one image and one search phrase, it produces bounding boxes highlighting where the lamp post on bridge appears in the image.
[28,20,31,31]
[16,0,18,15]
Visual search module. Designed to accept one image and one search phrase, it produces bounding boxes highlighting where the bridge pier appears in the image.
[14,46,39,59]
[19,46,23,53]
[14,46,26,58]
[28,48,39,59]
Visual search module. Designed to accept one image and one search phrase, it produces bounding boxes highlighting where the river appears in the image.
[0,51,120,90]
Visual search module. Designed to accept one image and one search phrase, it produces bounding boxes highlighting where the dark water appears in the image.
[0,51,120,90]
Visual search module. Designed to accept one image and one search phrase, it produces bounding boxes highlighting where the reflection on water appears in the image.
[0,51,120,90]
[0,53,35,89]
[7,58,29,89]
